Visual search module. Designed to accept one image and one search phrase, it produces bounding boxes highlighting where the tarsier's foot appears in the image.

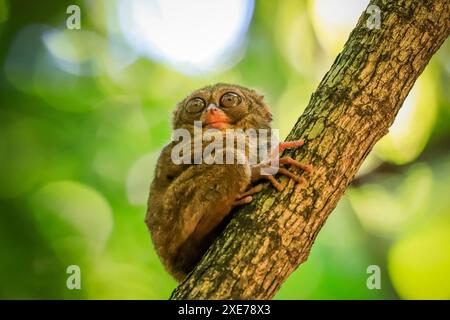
[278,140,305,153]
[234,140,312,205]
[261,140,313,192]
[232,184,264,207]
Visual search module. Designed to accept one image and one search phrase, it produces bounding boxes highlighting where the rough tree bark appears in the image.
[171,0,450,299]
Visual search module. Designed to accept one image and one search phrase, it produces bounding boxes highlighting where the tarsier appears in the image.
[146,83,312,282]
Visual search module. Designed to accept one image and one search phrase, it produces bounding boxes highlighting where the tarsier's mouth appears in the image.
[203,120,232,129]
[204,120,230,125]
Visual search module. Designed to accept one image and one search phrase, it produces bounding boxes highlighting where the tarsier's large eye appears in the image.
[186,97,206,113]
[220,92,242,108]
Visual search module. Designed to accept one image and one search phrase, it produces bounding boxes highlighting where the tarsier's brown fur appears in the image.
[146,83,311,282]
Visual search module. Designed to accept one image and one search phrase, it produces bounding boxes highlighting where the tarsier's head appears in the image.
[172,83,272,131]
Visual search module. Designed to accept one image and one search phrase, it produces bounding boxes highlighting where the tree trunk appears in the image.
[170,0,450,300]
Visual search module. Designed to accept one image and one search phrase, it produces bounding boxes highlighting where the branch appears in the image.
[171,0,450,299]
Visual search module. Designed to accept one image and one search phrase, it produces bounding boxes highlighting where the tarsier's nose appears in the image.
[206,103,219,113]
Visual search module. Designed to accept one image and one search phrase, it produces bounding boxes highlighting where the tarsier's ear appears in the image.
[254,93,273,123]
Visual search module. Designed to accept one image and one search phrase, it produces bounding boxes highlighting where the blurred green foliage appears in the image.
[0,0,449,299]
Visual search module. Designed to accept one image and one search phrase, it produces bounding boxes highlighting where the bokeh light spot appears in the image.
[311,0,368,56]
[349,164,433,236]
[388,216,450,299]
[116,0,254,75]
[375,72,437,164]
[126,152,159,206]
[30,180,113,258]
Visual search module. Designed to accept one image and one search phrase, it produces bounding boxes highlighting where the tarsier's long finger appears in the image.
[277,168,307,186]
[233,196,253,207]
[278,140,304,153]
[279,156,313,173]
[264,175,283,192]
[239,184,264,198]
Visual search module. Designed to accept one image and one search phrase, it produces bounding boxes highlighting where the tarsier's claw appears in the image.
[278,140,305,153]
[279,156,313,173]
[278,168,306,185]
[240,184,264,198]
[233,195,253,207]
[264,175,284,192]
[264,140,312,192]
[249,140,312,193]
[233,184,264,207]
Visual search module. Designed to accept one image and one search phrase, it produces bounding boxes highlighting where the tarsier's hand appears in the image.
[233,140,313,206]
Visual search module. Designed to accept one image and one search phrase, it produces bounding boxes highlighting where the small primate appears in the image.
[146,83,312,282]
